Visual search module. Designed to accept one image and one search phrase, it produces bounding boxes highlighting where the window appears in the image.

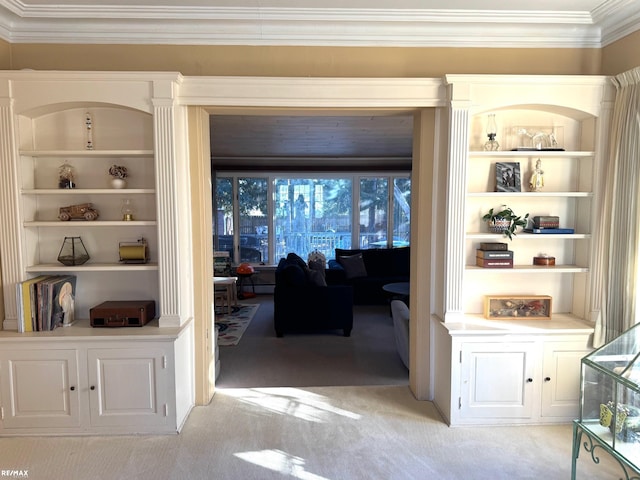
[359,177,388,248]
[274,178,352,261]
[215,173,409,264]
[359,177,411,249]
[214,177,268,263]
[393,177,411,247]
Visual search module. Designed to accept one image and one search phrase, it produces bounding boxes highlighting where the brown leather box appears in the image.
[90,300,156,327]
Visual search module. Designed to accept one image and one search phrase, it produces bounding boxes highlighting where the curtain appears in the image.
[593,66,640,346]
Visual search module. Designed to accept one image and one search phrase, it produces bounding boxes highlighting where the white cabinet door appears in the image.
[541,341,590,418]
[0,349,80,429]
[459,342,536,420]
[87,348,169,429]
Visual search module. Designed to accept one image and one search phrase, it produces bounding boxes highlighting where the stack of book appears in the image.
[476,242,514,268]
[16,275,77,332]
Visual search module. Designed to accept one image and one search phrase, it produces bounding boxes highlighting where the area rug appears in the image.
[215,303,259,346]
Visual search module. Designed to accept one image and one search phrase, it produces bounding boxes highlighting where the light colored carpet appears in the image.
[0,385,622,479]
[215,303,259,346]
[216,296,409,388]
[0,296,623,479]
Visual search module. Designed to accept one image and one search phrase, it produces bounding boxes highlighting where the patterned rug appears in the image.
[215,304,259,346]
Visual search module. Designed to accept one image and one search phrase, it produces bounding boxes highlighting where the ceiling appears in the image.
[210,113,414,169]
[0,0,638,48]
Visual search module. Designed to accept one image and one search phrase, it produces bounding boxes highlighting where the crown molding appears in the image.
[593,0,640,46]
[0,2,638,48]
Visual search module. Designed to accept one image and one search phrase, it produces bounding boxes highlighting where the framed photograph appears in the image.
[495,162,521,192]
[484,295,552,320]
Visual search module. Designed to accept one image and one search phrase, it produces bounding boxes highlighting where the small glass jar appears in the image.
[121,198,135,221]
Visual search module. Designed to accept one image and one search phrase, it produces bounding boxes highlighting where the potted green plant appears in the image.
[482,205,529,240]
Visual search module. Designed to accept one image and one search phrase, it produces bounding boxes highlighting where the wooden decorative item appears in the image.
[484,295,552,320]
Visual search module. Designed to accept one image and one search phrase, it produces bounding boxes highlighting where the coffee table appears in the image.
[382,282,410,298]
[382,282,410,313]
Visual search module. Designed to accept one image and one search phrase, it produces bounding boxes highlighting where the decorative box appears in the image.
[90,300,155,327]
[533,255,555,266]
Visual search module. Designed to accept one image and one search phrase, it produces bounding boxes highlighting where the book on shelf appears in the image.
[524,228,575,234]
[476,258,514,268]
[16,275,76,332]
[478,242,508,251]
[476,249,514,260]
[532,216,560,229]
[16,275,48,332]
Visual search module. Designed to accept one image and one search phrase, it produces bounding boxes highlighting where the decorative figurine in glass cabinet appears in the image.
[572,322,640,479]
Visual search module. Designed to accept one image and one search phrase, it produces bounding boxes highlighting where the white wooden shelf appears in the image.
[466,264,588,273]
[466,232,590,239]
[26,262,159,272]
[24,220,157,227]
[466,191,593,198]
[22,188,155,195]
[20,150,154,157]
[468,151,594,158]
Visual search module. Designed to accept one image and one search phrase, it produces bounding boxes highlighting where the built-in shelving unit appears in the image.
[433,75,614,426]
[463,114,598,319]
[16,108,159,319]
[0,71,194,436]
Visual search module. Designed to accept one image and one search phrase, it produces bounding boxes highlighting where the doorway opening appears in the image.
[209,110,413,389]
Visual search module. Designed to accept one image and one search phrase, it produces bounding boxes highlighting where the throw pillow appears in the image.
[307,268,327,286]
[338,253,368,279]
[286,252,308,270]
[308,259,326,277]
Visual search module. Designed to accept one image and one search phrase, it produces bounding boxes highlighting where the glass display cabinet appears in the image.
[572,323,640,479]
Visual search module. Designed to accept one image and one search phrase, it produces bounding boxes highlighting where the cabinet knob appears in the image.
[70,386,75,391]
[90,386,95,390]
[544,377,551,382]
[526,378,533,383]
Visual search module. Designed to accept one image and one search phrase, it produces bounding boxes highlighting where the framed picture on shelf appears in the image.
[495,162,521,192]
[484,295,552,320]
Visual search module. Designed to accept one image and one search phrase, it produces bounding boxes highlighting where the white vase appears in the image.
[110,178,126,189]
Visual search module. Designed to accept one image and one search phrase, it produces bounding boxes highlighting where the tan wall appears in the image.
[10,44,601,76]
[602,30,640,75]
[0,39,10,69]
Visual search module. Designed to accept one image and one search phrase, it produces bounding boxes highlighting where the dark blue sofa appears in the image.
[274,253,353,337]
[327,247,410,305]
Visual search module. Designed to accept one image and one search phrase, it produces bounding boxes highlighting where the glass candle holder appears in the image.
[121,198,135,221]
[58,162,76,189]
[484,114,500,151]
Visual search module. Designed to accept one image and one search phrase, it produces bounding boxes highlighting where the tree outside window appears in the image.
[274,178,352,260]
[214,174,408,264]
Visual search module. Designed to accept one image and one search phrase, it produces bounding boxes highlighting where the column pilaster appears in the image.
[443,103,470,322]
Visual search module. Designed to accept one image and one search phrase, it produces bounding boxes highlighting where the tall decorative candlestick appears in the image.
[85,112,94,150]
